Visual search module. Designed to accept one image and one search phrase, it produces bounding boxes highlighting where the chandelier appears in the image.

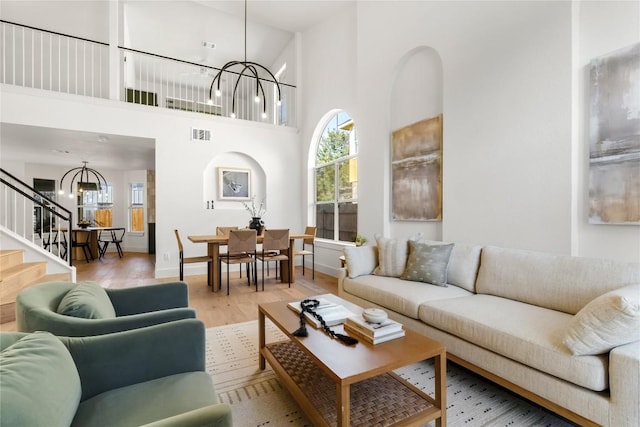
[58,161,107,198]
[208,0,282,119]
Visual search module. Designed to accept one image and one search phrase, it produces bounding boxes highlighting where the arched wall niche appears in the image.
[389,46,444,240]
[203,151,266,212]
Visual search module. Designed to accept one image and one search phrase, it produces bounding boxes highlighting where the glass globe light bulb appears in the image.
[254,95,260,103]
[215,89,221,97]
[230,112,236,119]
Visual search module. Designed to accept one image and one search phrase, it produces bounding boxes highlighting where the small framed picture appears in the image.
[218,167,251,200]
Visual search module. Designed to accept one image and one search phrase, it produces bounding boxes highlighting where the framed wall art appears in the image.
[391,114,443,221]
[588,42,640,224]
[218,167,251,200]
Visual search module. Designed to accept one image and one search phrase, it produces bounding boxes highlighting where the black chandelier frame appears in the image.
[207,0,282,119]
[59,161,107,197]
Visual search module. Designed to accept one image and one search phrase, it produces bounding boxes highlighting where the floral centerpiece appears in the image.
[242,196,266,234]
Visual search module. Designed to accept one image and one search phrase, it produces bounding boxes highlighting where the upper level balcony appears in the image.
[0,20,296,127]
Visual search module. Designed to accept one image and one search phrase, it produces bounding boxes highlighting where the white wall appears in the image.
[575,1,640,262]
[1,85,301,277]
[300,0,638,269]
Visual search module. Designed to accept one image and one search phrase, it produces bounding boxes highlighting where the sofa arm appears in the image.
[141,404,233,427]
[61,319,206,401]
[609,341,640,427]
[337,268,347,295]
[20,306,196,337]
[107,281,190,315]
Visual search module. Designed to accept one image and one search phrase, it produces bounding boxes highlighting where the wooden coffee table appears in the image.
[258,294,446,427]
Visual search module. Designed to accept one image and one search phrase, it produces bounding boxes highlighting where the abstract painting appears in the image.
[589,42,640,224]
[391,115,442,221]
[218,167,251,200]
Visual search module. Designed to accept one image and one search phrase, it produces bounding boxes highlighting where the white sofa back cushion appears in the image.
[343,246,378,278]
[476,246,640,314]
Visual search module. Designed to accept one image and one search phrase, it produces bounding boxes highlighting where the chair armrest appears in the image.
[107,282,190,315]
[0,332,30,351]
[61,319,206,401]
[141,404,233,427]
[18,307,196,337]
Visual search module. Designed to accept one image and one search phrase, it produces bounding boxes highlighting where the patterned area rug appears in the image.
[205,320,576,427]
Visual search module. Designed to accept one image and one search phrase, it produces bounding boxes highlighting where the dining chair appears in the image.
[256,229,290,291]
[216,226,248,278]
[220,229,257,295]
[174,229,213,286]
[72,229,94,263]
[294,226,317,279]
[99,227,126,258]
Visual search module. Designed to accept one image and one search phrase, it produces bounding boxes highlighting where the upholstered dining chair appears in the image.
[220,229,257,295]
[175,229,213,286]
[294,226,317,279]
[256,229,290,291]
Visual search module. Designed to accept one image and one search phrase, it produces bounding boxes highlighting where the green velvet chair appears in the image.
[16,281,196,336]
[0,319,232,427]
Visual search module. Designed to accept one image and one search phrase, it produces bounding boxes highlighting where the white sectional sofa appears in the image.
[338,239,640,427]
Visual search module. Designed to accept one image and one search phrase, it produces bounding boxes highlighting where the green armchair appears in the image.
[0,319,232,427]
[16,281,196,336]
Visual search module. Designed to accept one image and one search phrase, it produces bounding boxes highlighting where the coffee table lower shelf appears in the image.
[262,340,442,427]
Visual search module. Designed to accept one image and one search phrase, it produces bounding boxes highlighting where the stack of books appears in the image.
[344,315,405,344]
[287,298,356,328]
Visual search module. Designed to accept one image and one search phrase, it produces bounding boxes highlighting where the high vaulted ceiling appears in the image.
[1,0,354,171]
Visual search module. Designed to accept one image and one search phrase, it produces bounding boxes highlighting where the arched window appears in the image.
[314,111,358,242]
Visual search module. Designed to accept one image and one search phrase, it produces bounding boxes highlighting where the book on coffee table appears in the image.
[344,315,404,337]
[287,298,356,328]
[343,323,406,344]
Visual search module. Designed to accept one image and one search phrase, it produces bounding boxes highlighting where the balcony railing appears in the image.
[0,20,296,126]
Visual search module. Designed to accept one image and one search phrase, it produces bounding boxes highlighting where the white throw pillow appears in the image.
[373,234,421,278]
[343,246,378,278]
[563,284,640,356]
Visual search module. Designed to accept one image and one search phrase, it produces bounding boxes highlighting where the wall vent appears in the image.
[191,128,212,142]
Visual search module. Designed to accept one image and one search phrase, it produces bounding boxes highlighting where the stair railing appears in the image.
[0,168,72,265]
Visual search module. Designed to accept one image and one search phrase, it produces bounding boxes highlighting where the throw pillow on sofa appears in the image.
[57,281,116,319]
[343,245,378,278]
[563,284,640,356]
[373,234,421,277]
[0,332,81,426]
[400,241,454,286]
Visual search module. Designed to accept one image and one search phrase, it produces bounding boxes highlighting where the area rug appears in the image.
[205,320,576,427]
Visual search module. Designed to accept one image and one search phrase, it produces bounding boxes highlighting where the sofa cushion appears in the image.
[0,332,81,426]
[475,246,640,314]
[57,282,116,319]
[419,295,609,391]
[342,275,472,319]
[73,372,217,427]
[563,284,640,356]
[343,245,378,278]
[373,234,420,277]
[400,241,454,286]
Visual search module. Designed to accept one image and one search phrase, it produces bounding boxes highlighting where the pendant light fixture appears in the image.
[208,0,282,119]
[58,161,107,198]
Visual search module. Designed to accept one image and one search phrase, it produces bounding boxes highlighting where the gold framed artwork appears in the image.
[218,167,251,200]
[391,114,443,221]
[588,42,640,224]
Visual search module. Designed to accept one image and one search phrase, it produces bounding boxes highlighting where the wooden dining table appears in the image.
[188,233,313,292]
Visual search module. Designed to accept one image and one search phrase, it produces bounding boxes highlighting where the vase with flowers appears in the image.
[242,196,266,235]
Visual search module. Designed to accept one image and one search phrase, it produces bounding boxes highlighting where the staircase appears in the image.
[0,249,71,324]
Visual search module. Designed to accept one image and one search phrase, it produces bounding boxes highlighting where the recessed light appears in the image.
[203,41,216,49]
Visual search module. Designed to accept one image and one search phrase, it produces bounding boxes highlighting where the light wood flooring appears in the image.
[1,252,338,331]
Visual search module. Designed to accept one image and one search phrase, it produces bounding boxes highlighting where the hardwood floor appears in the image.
[1,252,338,331]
